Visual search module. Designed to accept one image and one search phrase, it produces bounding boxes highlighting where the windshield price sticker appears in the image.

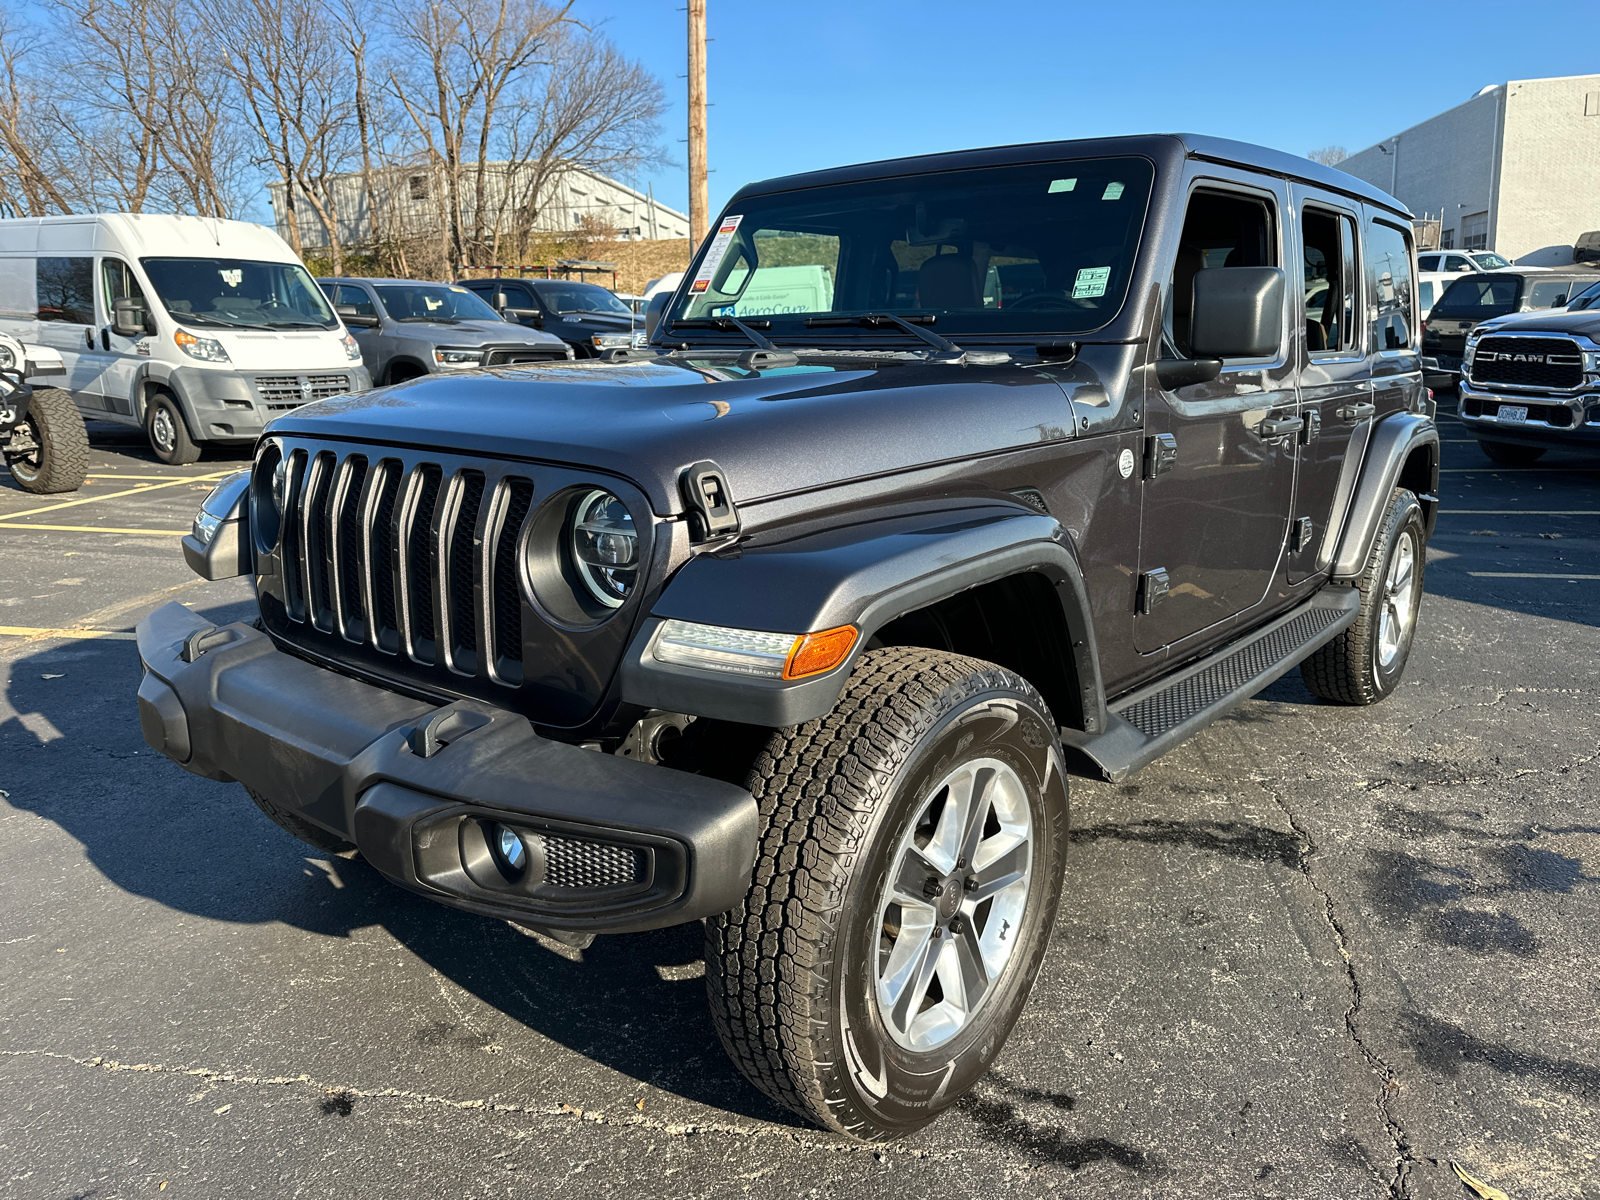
[1072,266,1111,299]
[691,215,744,293]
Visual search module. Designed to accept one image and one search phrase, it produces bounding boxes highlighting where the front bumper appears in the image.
[134,601,757,934]
[1457,385,1600,451]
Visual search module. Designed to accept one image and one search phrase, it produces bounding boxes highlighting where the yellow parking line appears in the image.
[2,472,229,519]
[0,523,187,535]
[0,625,138,641]
[85,473,224,481]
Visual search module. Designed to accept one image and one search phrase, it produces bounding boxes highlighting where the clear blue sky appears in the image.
[597,0,1599,221]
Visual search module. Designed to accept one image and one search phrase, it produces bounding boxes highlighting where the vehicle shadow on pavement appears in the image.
[0,599,802,1128]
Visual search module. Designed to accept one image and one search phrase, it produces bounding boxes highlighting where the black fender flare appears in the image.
[1331,412,1439,580]
[618,498,1107,731]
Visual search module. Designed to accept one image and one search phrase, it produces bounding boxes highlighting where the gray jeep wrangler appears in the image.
[139,134,1438,1141]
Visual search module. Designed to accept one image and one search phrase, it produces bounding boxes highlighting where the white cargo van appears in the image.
[0,214,371,464]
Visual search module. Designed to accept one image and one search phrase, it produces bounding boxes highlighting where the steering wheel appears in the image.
[1007,293,1077,311]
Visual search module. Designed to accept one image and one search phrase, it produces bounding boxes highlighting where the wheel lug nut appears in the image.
[923,876,944,900]
[949,915,965,935]
[963,875,978,892]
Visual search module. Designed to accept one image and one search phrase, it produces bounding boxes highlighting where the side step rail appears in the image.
[1060,586,1361,782]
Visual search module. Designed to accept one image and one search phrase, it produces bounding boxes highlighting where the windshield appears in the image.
[667,156,1156,341]
[374,283,503,323]
[140,258,336,330]
[1565,280,1600,311]
[534,281,631,316]
[1433,276,1520,317]
[1471,253,1511,270]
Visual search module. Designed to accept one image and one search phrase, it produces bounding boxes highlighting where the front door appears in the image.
[93,257,153,417]
[1136,181,1299,653]
[1288,195,1371,583]
[334,284,382,377]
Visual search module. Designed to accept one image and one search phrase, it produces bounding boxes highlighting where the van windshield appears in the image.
[140,258,338,330]
[667,156,1156,341]
[1432,276,1520,318]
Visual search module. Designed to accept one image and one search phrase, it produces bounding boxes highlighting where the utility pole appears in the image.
[687,0,708,248]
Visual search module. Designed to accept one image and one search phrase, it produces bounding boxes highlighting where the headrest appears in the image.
[919,253,980,310]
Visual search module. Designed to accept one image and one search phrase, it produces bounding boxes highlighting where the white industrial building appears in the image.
[266,163,689,250]
[1339,74,1600,264]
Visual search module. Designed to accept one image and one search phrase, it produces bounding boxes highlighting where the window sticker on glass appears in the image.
[691,214,744,293]
[220,269,242,287]
[1101,182,1125,201]
[1072,266,1111,299]
[1048,178,1077,193]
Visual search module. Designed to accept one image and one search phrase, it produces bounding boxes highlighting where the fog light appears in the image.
[496,825,527,872]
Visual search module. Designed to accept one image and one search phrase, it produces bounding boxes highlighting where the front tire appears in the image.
[1302,487,1426,705]
[706,647,1069,1140]
[3,387,89,493]
[144,392,201,465]
[1477,439,1545,465]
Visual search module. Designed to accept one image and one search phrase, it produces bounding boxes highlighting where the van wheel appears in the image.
[1302,487,1426,705]
[3,387,89,493]
[145,392,200,465]
[1476,439,1545,465]
[705,647,1068,1139]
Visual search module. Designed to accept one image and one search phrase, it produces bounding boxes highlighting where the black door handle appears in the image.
[1257,415,1305,439]
[1337,402,1376,421]
[101,327,111,351]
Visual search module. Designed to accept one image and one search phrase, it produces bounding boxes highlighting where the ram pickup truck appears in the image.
[138,133,1438,1141]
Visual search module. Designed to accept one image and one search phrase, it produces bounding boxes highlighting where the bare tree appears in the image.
[0,13,74,215]
[1308,146,1348,167]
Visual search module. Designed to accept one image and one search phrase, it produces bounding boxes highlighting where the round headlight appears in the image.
[251,442,285,552]
[0,341,15,370]
[568,489,637,608]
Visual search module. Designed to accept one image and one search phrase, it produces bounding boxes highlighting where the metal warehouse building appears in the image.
[1339,74,1600,265]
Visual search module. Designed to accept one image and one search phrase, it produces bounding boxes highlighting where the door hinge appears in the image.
[681,459,741,541]
[1144,433,1178,478]
[1300,410,1320,445]
[1291,516,1314,552]
[1137,568,1170,615]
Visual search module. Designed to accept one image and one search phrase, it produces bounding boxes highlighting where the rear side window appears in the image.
[37,257,94,323]
[1433,276,1519,316]
[1302,208,1358,352]
[1527,279,1576,309]
[1365,221,1414,351]
[1419,281,1434,310]
[1417,255,1440,271]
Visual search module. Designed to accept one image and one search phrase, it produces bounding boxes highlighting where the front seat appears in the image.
[918,252,981,310]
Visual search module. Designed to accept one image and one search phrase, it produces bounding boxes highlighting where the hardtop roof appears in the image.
[730,133,1411,220]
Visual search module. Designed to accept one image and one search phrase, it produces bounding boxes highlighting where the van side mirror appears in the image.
[112,296,147,338]
[644,291,671,340]
[1190,267,1286,359]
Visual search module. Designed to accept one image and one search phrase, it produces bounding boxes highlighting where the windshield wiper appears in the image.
[671,315,776,349]
[805,312,963,356]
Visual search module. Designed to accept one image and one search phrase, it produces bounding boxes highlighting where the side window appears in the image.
[1366,220,1414,352]
[1167,189,1277,358]
[1527,279,1575,309]
[1301,208,1358,352]
[100,258,149,330]
[1444,254,1472,273]
[336,285,376,317]
[1417,255,1440,272]
[37,257,94,323]
[1419,281,1434,310]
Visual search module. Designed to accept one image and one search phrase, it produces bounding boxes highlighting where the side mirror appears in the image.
[644,291,671,340]
[336,305,379,329]
[493,291,510,310]
[1190,267,1286,359]
[504,307,543,329]
[112,296,146,338]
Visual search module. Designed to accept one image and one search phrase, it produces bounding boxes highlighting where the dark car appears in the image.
[318,277,572,384]
[144,133,1438,1143]
[1421,269,1596,389]
[460,277,640,357]
[1456,276,1600,462]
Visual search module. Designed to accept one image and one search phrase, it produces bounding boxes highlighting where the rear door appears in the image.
[1136,176,1299,653]
[1288,192,1370,584]
[1365,216,1423,425]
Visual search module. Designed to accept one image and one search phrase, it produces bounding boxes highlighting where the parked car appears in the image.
[1456,275,1600,462]
[1421,269,1596,388]
[0,333,84,492]
[1416,250,1546,274]
[143,132,1437,1143]
[458,277,638,357]
[317,277,572,385]
[1416,270,1457,320]
[0,213,369,464]
[643,271,685,300]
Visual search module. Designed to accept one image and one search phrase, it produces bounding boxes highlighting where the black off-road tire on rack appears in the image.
[1302,487,1427,706]
[705,647,1069,1140]
[4,387,89,494]
[1476,439,1545,466]
[243,785,357,856]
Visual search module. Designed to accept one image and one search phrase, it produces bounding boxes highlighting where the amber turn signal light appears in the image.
[783,625,858,680]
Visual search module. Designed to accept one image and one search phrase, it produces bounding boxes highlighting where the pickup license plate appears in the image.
[1497,405,1528,424]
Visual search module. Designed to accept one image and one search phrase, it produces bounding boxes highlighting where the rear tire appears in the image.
[145,392,201,465]
[1302,488,1426,705]
[3,387,89,493]
[705,647,1069,1140]
[243,785,357,856]
[1477,439,1545,465]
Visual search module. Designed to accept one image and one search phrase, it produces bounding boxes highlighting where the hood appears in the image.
[397,318,567,348]
[269,356,1096,515]
[1476,308,1600,338]
[553,311,635,331]
[196,328,354,371]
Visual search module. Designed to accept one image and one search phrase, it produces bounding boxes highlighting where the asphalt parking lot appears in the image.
[2,410,1597,1200]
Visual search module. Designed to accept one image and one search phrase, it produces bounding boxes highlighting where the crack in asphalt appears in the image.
[1252,779,1419,1200]
[0,1048,953,1161]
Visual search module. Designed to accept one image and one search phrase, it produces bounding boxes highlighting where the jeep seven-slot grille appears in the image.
[1470,336,1584,390]
[276,451,536,685]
